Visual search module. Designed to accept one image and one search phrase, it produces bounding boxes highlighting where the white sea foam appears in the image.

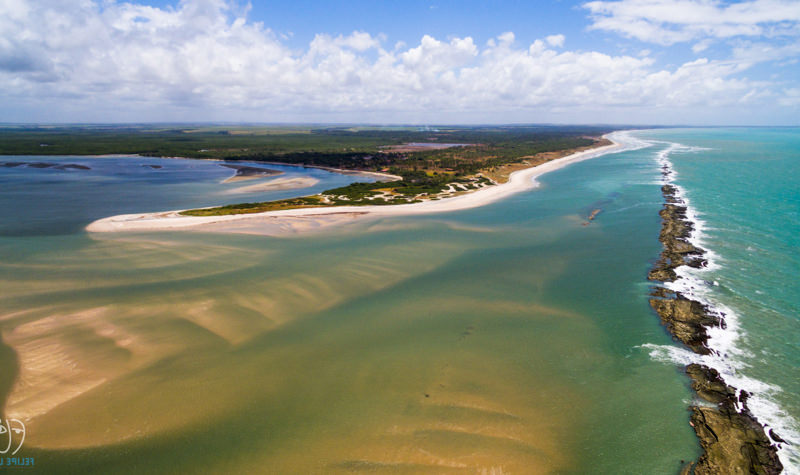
[641,134,800,472]
[609,130,655,152]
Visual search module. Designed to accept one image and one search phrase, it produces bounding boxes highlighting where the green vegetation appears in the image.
[180,196,325,216]
[0,124,608,170]
[322,172,493,201]
[0,125,389,157]
[1,124,616,215]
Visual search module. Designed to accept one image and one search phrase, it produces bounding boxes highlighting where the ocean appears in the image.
[0,129,796,473]
[636,127,800,473]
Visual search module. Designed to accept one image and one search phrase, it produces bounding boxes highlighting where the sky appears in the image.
[1,0,799,125]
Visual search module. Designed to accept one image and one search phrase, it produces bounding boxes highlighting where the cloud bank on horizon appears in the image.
[1,0,798,125]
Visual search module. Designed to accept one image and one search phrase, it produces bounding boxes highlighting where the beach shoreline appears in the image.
[86,133,628,235]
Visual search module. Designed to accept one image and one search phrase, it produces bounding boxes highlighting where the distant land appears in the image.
[0,123,618,213]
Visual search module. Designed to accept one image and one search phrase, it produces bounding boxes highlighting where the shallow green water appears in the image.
[0,147,699,473]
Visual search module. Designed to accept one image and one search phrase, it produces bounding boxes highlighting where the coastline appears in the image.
[648,173,784,471]
[86,133,628,235]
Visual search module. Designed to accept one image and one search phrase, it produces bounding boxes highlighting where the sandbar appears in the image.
[87,132,631,236]
[224,176,319,194]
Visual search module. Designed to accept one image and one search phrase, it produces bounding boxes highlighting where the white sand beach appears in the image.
[87,132,632,236]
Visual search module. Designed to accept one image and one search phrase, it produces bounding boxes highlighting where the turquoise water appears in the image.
[635,128,800,472]
[2,130,792,472]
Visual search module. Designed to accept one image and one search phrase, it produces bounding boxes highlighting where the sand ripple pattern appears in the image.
[0,233,458,448]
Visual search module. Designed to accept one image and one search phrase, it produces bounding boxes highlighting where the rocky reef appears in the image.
[649,184,783,474]
[649,296,719,355]
[686,365,783,474]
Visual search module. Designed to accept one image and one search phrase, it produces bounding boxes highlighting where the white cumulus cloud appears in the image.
[583,0,800,45]
[545,34,566,48]
[0,0,796,123]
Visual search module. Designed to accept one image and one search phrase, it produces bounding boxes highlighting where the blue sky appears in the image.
[1,0,799,125]
[143,1,583,47]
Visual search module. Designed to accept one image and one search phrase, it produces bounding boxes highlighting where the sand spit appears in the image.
[224,176,320,194]
[310,167,402,182]
[241,161,403,182]
[87,134,628,236]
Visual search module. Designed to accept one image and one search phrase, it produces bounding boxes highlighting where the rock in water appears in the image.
[649,186,783,474]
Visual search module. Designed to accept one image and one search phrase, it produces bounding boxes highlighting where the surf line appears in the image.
[647,142,784,474]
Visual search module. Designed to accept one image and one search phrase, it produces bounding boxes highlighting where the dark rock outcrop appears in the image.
[2,161,90,170]
[687,365,782,475]
[649,295,719,354]
[648,185,783,474]
[56,163,91,170]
